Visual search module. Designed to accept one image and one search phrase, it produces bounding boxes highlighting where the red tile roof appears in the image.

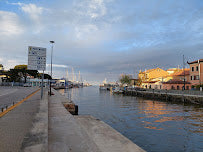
[142,81,159,83]
[187,59,203,64]
[171,69,190,76]
[162,79,190,84]
[167,68,177,71]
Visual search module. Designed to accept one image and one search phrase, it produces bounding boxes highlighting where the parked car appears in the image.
[23,83,31,87]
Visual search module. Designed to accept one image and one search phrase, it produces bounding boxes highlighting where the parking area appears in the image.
[0,86,39,109]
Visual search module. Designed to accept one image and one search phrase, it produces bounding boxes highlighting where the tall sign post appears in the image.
[28,46,46,99]
[49,41,55,96]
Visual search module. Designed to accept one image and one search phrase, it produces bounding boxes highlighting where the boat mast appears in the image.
[72,67,74,82]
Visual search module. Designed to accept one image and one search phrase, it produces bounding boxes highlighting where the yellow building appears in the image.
[138,68,168,82]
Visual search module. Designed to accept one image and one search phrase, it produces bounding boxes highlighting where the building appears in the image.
[162,80,191,90]
[56,79,66,87]
[166,69,190,82]
[166,68,179,75]
[138,68,168,82]
[187,59,203,86]
[0,74,7,84]
[139,67,192,90]
[130,78,139,86]
[142,81,163,89]
[27,78,49,87]
[0,64,4,71]
[139,68,168,88]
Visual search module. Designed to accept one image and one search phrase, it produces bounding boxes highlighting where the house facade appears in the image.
[139,68,168,82]
[187,59,203,86]
[142,81,163,89]
[162,80,191,90]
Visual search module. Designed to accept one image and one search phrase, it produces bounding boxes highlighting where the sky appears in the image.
[0,0,203,84]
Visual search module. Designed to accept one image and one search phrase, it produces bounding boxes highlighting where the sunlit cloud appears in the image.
[0,0,203,82]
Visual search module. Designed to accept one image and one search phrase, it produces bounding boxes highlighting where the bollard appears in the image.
[13,102,15,106]
[153,89,154,99]
[75,105,78,115]
[1,108,4,112]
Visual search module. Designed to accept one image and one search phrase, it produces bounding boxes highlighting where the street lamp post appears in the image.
[50,41,54,96]
[183,55,185,90]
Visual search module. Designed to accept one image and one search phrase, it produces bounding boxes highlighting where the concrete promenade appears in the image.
[49,89,145,152]
[0,87,41,152]
[0,86,145,152]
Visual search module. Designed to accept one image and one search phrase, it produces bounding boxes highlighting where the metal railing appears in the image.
[127,88,203,96]
[0,82,24,86]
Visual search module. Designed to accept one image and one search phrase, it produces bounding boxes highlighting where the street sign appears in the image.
[28,46,46,70]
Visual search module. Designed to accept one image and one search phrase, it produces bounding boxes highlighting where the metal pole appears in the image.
[50,41,54,96]
[183,55,185,90]
[198,60,201,91]
[41,70,44,99]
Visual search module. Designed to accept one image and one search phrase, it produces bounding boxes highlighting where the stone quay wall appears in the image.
[123,90,203,105]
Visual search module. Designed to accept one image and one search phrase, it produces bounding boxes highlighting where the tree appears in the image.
[39,73,52,79]
[137,77,142,86]
[119,74,131,86]
[9,65,39,83]
[14,64,27,70]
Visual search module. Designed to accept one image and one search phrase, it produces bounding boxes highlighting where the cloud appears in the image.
[73,0,108,19]
[20,4,44,23]
[47,64,68,68]
[0,11,23,36]
[1,0,203,83]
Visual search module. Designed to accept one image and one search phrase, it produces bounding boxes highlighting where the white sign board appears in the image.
[28,46,46,71]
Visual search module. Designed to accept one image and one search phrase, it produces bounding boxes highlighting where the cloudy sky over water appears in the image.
[0,0,203,83]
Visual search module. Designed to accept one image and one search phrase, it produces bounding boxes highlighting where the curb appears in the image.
[21,89,48,152]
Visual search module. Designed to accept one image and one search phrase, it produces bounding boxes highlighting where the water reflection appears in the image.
[59,86,203,152]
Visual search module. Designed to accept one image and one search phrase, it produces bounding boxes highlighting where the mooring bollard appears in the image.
[1,108,4,112]
[75,105,78,115]
[153,89,155,99]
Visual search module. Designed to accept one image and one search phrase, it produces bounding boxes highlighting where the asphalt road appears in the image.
[0,86,38,108]
[0,86,41,152]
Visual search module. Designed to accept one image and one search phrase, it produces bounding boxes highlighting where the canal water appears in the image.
[58,86,203,152]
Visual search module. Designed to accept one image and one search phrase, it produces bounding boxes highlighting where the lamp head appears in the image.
[50,41,55,43]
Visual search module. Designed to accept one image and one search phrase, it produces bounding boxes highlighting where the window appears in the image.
[186,86,189,90]
[177,86,180,90]
[171,86,174,90]
[191,76,193,80]
[192,67,194,71]
[196,66,198,71]
[194,76,196,80]
[196,75,199,80]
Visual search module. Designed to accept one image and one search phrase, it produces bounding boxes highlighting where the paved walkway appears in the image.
[48,89,145,152]
[48,89,100,152]
[0,86,38,106]
[0,88,40,152]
